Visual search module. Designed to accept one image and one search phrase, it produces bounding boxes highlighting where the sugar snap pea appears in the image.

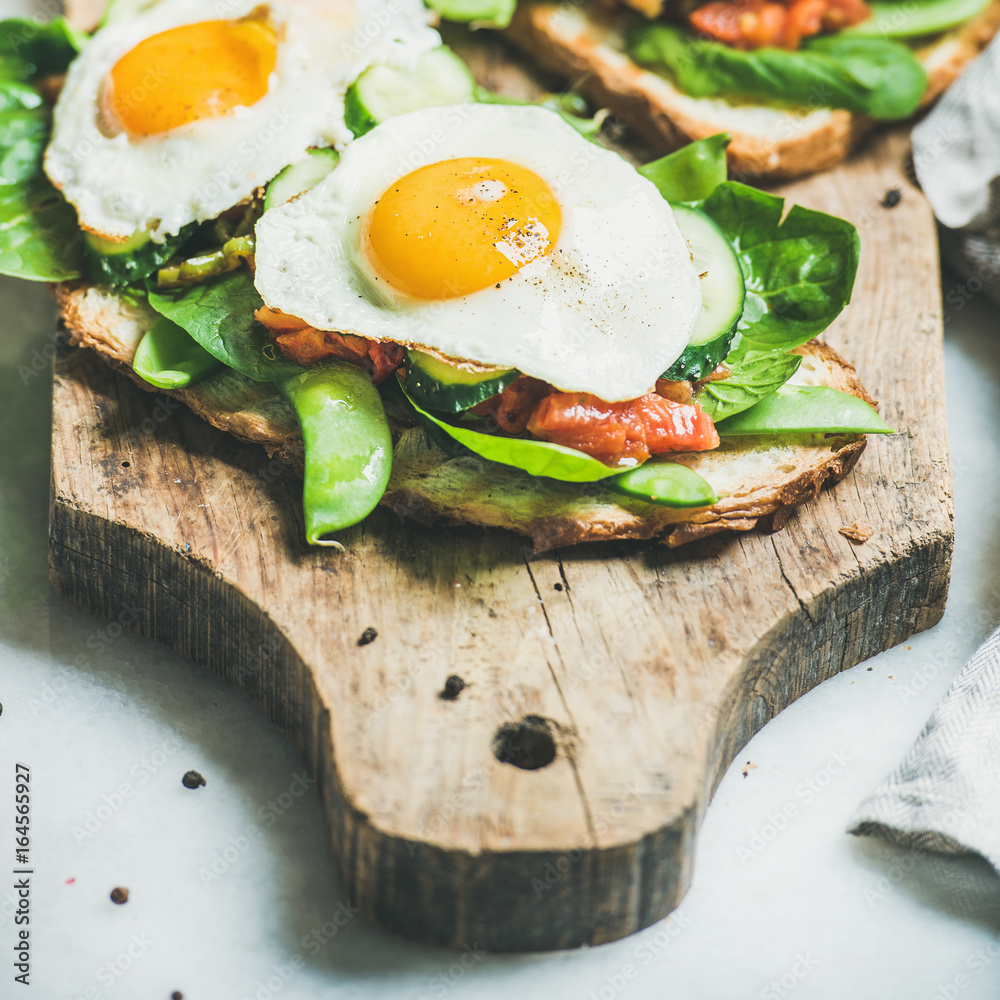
[277,361,392,545]
[132,316,220,390]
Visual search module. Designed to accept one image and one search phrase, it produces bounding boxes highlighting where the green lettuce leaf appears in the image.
[697,348,802,421]
[639,133,730,204]
[399,377,621,482]
[425,0,515,28]
[696,182,859,351]
[147,270,303,382]
[716,385,893,435]
[0,18,84,81]
[627,25,926,120]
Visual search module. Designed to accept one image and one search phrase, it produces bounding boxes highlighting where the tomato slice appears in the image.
[527,392,720,466]
[688,0,869,49]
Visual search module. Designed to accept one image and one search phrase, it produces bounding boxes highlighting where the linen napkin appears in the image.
[849,628,1000,870]
[850,48,1000,863]
[912,33,1000,306]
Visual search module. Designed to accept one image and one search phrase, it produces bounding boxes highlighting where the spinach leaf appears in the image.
[147,270,303,383]
[697,182,859,351]
[609,459,718,508]
[400,377,621,482]
[83,224,198,288]
[0,67,83,279]
[697,349,801,421]
[425,0,515,28]
[0,106,48,185]
[639,133,730,204]
[0,79,41,112]
[715,385,893,435]
[0,18,83,81]
[627,25,926,120]
[0,174,82,280]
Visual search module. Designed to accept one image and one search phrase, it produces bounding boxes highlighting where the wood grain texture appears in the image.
[47,29,952,952]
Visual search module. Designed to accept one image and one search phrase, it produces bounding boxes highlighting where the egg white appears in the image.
[44,0,440,242]
[253,103,702,402]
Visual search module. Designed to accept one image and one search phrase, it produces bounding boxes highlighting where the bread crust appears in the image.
[505,0,1000,180]
[54,280,877,551]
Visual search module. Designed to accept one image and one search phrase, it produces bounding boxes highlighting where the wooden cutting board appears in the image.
[47,34,952,953]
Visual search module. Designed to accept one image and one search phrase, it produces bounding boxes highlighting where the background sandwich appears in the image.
[1,6,890,549]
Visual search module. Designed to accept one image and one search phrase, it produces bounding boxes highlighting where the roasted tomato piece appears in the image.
[527,391,719,465]
[689,0,868,49]
[472,376,552,433]
[690,0,787,48]
[255,306,404,384]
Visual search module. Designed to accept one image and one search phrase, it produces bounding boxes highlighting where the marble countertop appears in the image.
[2,265,999,999]
[0,9,998,978]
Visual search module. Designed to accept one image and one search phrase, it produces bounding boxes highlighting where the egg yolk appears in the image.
[100,13,278,138]
[364,158,562,300]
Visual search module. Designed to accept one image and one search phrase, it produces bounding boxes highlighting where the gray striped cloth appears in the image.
[912,32,1000,306]
[849,628,1000,870]
[860,15,1000,869]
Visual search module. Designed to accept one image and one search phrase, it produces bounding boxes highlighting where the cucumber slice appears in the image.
[263,148,339,211]
[82,224,194,288]
[99,0,161,27]
[404,349,518,413]
[609,459,718,508]
[846,0,992,37]
[663,205,745,382]
[344,47,475,139]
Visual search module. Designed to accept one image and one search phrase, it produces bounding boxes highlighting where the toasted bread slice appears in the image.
[55,281,872,551]
[504,0,1000,180]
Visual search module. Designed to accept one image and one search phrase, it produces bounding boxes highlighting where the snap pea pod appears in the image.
[715,385,893,435]
[277,361,392,545]
[132,317,221,390]
[609,459,718,508]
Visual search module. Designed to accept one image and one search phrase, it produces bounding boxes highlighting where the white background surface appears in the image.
[2,0,1000,992]
[2,273,999,1000]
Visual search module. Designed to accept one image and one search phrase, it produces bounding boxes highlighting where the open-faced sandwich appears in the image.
[488,0,1000,178]
[2,4,890,551]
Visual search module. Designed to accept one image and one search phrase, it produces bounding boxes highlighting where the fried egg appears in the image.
[253,103,702,401]
[44,0,440,242]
